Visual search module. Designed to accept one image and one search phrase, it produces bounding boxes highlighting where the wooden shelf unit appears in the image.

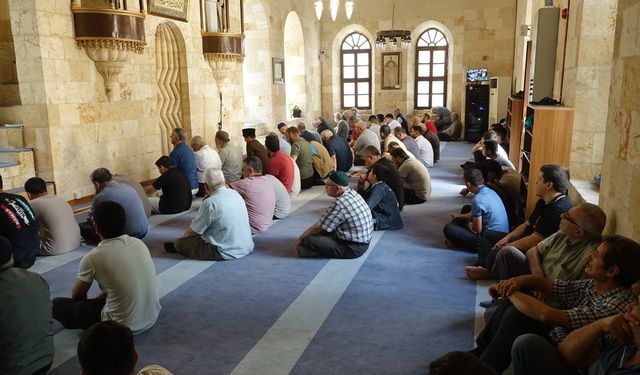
[507,97,525,170]
[521,104,574,216]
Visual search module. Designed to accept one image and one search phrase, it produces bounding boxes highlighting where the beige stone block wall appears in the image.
[599,0,640,239]
[0,149,35,190]
[555,0,617,180]
[262,1,322,129]
[0,0,21,106]
[6,0,231,199]
[0,125,23,148]
[319,0,516,126]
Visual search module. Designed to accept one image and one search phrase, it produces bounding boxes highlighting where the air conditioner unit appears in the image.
[489,76,510,124]
[529,7,560,102]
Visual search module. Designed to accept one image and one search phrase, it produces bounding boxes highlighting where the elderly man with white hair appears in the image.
[165,168,254,260]
[190,135,222,197]
[352,121,380,165]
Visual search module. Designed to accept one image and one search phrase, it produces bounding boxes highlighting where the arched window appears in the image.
[415,28,448,109]
[341,32,371,109]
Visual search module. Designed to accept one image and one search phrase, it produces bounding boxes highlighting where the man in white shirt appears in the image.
[24,177,81,255]
[52,201,160,334]
[384,113,401,132]
[190,135,222,197]
[410,125,435,168]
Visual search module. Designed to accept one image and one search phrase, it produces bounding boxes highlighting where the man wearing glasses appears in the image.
[493,202,606,282]
[296,171,373,259]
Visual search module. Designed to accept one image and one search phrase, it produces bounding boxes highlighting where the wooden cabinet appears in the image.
[507,97,524,169]
[521,105,574,216]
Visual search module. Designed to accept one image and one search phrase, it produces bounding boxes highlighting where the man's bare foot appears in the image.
[464,266,493,280]
[444,238,456,248]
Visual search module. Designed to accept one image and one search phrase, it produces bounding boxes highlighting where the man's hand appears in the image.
[488,284,501,300]
[493,236,510,250]
[459,187,469,197]
[600,314,634,344]
[495,277,524,297]
[467,221,478,234]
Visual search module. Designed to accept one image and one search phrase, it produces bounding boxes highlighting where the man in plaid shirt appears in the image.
[296,171,373,259]
[468,235,640,373]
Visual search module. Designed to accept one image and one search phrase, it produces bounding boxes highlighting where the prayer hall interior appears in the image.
[1,0,640,374]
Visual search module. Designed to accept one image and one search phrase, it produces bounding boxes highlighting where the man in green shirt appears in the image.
[0,236,54,375]
[494,202,606,281]
[286,126,315,190]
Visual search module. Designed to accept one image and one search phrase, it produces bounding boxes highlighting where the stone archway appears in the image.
[283,11,306,120]
[155,21,191,154]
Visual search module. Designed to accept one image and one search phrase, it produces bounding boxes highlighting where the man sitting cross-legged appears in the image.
[80,168,149,245]
[287,126,316,189]
[494,202,606,281]
[361,163,402,231]
[265,133,294,193]
[229,157,277,234]
[146,156,193,215]
[190,135,221,197]
[512,290,640,375]
[296,171,373,259]
[465,164,572,280]
[53,201,161,334]
[443,168,509,251]
[0,173,40,268]
[354,145,404,210]
[470,235,640,373]
[0,236,54,375]
[24,176,81,256]
[78,320,172,375]
[166,168,254,260]
[390,147,431,205]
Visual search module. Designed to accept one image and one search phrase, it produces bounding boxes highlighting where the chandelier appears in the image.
[314,0,354,21]
[375,1,411,50]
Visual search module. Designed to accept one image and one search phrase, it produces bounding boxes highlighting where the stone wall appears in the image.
[555,0,617,180]
[319,0,517,122]
[599,0,640,239]
[9,0,223,199]
[0,0,20,106]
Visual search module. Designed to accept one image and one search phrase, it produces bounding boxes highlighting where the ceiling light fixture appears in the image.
[375,1,411,50]
[313,0,354,21]
[314,0,323,21]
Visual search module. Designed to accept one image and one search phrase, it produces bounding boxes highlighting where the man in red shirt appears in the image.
[265,134,294,192]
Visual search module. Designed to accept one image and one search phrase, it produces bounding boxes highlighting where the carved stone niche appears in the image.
[71,6,146,100]
[202,32,244,90]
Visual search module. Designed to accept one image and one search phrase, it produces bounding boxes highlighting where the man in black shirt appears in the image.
[0,174,40,268]
[146,156,192,214]
[465,164,572,280]
[354,146,404,210]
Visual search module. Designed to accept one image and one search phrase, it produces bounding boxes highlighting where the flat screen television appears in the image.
[466,68,488,82]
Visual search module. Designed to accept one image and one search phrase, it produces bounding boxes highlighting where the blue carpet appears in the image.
[291,143,478,374]
[44,142,482,374]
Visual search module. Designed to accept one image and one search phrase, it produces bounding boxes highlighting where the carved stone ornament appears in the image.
[71,7,146,100]
[202,32,244,90]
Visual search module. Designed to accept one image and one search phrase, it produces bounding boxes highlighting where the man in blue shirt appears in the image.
[443,168,509,251]
[169,128,198,193]
[165,168,253,260]
[321,130,353,173]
